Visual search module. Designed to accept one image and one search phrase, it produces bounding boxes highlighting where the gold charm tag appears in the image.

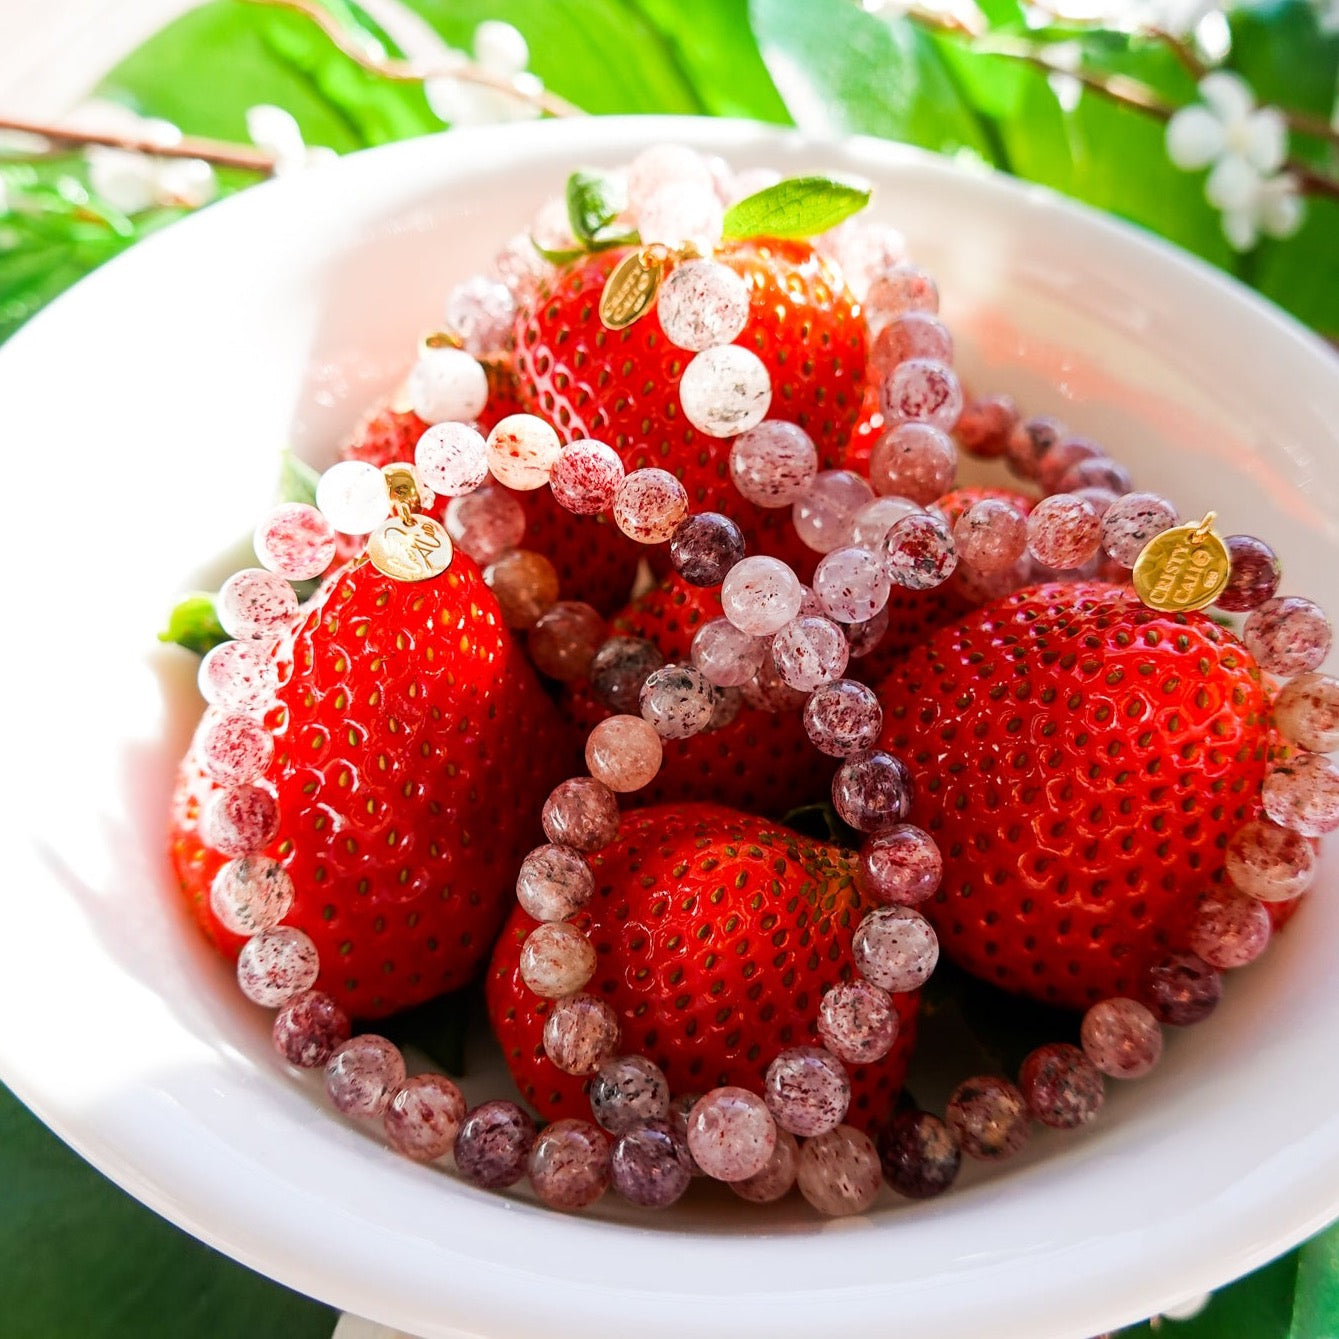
[367,514,454,583]
[1132,513,1231,613]
[600,248,664,330]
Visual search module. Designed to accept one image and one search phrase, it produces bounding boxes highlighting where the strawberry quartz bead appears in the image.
[1263,753,1339,835]
[516,844,596,921]
[445,485,525,565]
[814,546,891,624]
[884,512,957,590]
[1081,999,1163,1079]
[722,555,804,636]
[590,1056,671,1135]
[1216,535,1282,612]
[638,181,724,251]
[201,784,279,857]
[314,460,391,536]
[324,1035,405,1119]
[272,990,350,1068]
[444,274,516,356]
[858,824,942,906]
[198,640,280,716]
[520,923,596,997]
[544,993,621,1075]
[1019,1044,1105,1129]
[1226,818,1317,901]
[1059,456,1133,496]
[1243,597,1332,676]
[877,1111,961,1199]
[955,394,1018,460]
[797,1125,882,1217]
[1099,492,1179,566]
[626,143,715,210]
[952,499,1027,574]
[657,258,750,352]
[804,679,883,757]
[847,606,892,659]
[691,617,766,689]
[528,1119,612,1210]
[730,421,819,507]
[590,636,665,713]
[772,616,849,691]
[613,468,690,544]
[455,1100,537,1189]
[409,346,489,425]
[199,712,274,786]
[542,777,620,853]
[1037,436,1103,493]
[832,749,914,832]
[818,218,905,300]
[818,980,900,1064]
[610,1119,693,1208]
[687,1088,777,1181]
[793,470,875,554]
[484,549,559,629]
[852,905,939,992]
[764,1046,851,1137]
[210,856,294,934]
[679,345,772,438]
[1005,415,1065,482]
[640,664,718,738]
[217,569,299,641]
[414,422,489,497]
[237,927,319,1006]
[880,359,963,433]
[253,503,336,581]
[1142,952,1221,1026]
[868,422,956,505]
[549,438,624,514]
[384,1074,466,1162]
[946,1077,1031,1161]
[850,496,922,551]
[528,601,604,682]
[1026,494,1102,569]
[1190,890,1272,969]
[486,414,561,491]
[870,312,954,379]
[730,1128,800,1204]
[742,646,807,712]
[585,714,663,792]
[670,513,745,586]
[1275,673,1339,752]
[865,263,939,328]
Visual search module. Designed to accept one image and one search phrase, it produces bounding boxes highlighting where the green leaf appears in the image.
[159,593,229,656]
[0,1083,336,1338]
[722,175,870,239]
[1116,1249,1299,1336]
[279,450,321,507]
[565,169,626,245]
[1290,1220,1339,1338]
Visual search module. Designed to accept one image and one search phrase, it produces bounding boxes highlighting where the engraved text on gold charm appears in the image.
[367,514,454,582]
[600,249,664,330]
[1132,513,1231,613]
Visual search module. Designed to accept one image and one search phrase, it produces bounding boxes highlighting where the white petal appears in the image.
[139,117,182,149]
[245,105,305,161]
[65,99,144,138]
[1199,70,1255,123]
[303,146,339,171]
[473,20,528,75]
[424,77,475,125]
[154,157,216,207]
[1206,154,1260,211]
[1242,107,1288,173]
[1166,105,1224,170]
[1159,1293,1212,1321]
[1221,206,1259,252]
[86,147,157,215]
[1259,175,1305,238]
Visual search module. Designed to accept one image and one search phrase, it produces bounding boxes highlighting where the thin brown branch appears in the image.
[238,0,584,118]
[0,113,277,171]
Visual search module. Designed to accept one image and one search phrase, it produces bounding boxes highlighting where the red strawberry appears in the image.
[487,803,919,1131]
[512,240,868,576]
[840,382,884,478]
[564,574,829,818]
[343,395,638,615]
[169,555,578,1018]
[877,580,1273,1011]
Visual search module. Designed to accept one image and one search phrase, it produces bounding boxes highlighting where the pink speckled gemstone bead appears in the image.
[1005,415,1065,481]
[415,421,489,496]
[516,844,595,921]
[884,512,958,590]
[1217,535,1282,612]
[236,926,318,1006]
[865,263,939,330]
[670,512,745,586]
[868,422,956,505]
[741,646,808,713]
[201,784,279,858]
[486,413,561,491]
[793,470,874,554]
[730,1128,799,1204]
[253,503,336,581]
[691,617,767,688]
[952,499,1027,575]
[217,568,299,641]
[408,346,489,424]
[454,1100,536,1188]
[879,358,963,432]
[483,549,559,630]
[877,1110,961,1199]
[1142,952,1221,1026]
[1026,493,1102,569]
[1243,597,1332,676]
[679,345,771,437]
[1226,817,1317,901]
[638,180,724,251]
[444,273,516,356]
[852,905,939,992]
[813,546,891,624]
[589,1055,671,1134]
[1100,492,1179,567]
[804,679,883,757]
[1263,753,1339,835]
[520,923,596,998]
[1275,673,1339,752]
[272,989,350,1068]
[819,218,906,300]
[946,1076,1031,1161]
[198,639,280,716]
[549,438,624,514]
[445,485,525,565]
[688,1087,777,1182]
[1037,436,1103,493]
[324,1035,405,1119]
[797,1124,882,1217]
[613,468,690,544]
[870,311,954,378]
[210,855,293,934]
[765,1046,850,1137]
[730,421,818,508]
[818,980,900,1064]
[1190,889,1272,969]
[955,394,1018,460]
[640,664,717,739]
[528,1118,612,1210]
[627,143,714,209]
[199,712,274,787]
[833,750,913,832]
[846,605,891,660]
[528,601,604,683]
[493,230,551,302]
[1018,1044,1105,1129]
[542,776,620,853]
[590,636,664,713]
[850,496,922,550]
[772,616,849,691]
[657,258,750,352]
[721,555,804,636]
[543,993,620,1075]
[585,714,663,792]
[1081,998,1163,1079]
[1060,455,1132,496]
[610,1119,693,1207]
[384,1074,466,1162]
[858,824,942,906]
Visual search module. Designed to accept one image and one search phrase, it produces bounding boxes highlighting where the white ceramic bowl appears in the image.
[2,116,1339,1339]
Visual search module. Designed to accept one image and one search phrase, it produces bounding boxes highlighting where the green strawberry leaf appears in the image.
[158,593,228,656]
[279,449,321,507]
[722,174,871,240]
[565,168,626,245]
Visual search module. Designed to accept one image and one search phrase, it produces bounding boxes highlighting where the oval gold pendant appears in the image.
[600,249,664,330]
[367,514,453,583]
[1132,514,1231,613]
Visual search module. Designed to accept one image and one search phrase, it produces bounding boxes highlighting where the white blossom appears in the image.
[1317,0,1339,33]
[245,105,337,175]
[425,21,545,128]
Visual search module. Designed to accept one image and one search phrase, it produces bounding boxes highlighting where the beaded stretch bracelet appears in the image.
[186,144,1336,1216]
